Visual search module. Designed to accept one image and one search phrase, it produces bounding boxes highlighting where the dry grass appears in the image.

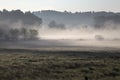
[0,48,120,80]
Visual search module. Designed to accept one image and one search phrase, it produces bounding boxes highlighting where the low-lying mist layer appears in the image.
[38,23,120,40]
[0,10,120,41]
[1,21,120,40]
[33,10,120,40]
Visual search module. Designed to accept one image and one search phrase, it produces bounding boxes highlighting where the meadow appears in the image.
[0,48,120,80]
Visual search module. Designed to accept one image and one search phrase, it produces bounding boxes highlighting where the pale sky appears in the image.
[0,0,120,12]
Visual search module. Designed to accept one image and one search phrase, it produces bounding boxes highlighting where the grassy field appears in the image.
[0,48,120,80]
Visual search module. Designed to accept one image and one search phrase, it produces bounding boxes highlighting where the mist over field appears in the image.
[34,11,120,40]
[0,0,120,80]
[0,10,120,49]
[38,24,120,40]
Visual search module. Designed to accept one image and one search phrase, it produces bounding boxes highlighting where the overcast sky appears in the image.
[0,0,120,12]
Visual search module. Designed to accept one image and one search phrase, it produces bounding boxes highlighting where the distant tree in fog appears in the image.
[9,28,20,40]
[94,15,120,28]
[21,28,28,40]
[48,21,56,28]
[0,9,42,26]
[0,27,39,41]
[0,9,42,41]
[48,20,65,29]
[29,29,38,39]
[20,28,39,40]
[95,35,104,40]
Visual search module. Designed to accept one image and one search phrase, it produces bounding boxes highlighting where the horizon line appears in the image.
[0,9,120,13]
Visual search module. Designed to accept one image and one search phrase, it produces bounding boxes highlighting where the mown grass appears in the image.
[0,49,120,80]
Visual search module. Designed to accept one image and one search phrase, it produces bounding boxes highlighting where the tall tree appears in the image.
[29,29,38,39]
[21,28,28,40]
[9,28,20,40]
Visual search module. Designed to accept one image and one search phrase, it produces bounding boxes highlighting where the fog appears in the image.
[31,21,120,49]
[1,10,120,49]
[38,23,120,40]
[1,20,120,40]
[1,24,120,49]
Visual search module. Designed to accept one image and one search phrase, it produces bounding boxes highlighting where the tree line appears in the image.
[0,9,42,41]
[0,28,38,40]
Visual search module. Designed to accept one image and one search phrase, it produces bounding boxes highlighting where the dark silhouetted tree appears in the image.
[21,28,28,40]
[29,29,38,39]
[48,20,65,29]
[9,28,20,40]
[48,20,56,28]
